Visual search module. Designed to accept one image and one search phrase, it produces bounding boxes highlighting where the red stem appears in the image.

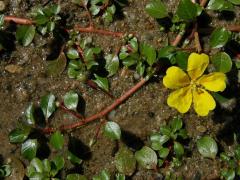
[227,25,240,32]
[74,26,124,37]
[171,0,208,46]
[59,102,84,119]
[42,78,148,133]
[171,33,183,46]
[4,16,34,25]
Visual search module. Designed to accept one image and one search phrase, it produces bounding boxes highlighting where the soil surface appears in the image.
[0,0,240,179]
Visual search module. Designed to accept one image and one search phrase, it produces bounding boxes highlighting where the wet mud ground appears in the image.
[0,0,240,179]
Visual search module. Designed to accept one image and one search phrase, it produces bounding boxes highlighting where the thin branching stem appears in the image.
[42,77,148,133]
[74,26,124,37]
[4,16,34,25]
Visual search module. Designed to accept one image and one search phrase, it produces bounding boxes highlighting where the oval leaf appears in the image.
[67,151,83,165]
[9,128,30,143]
[211,52,232,73]
[46,52,67,77]
[173,141,184,158]
[105,54,119,77]
[16,25,36,46]
[197,136,218,159]
[115,146,136,176]
[63,91,79,111]
[210,28,231,49]
[135,146,157,169]
[21,139,38,160]
[176,0,199,21]
[49,131,64,150]
[25,103,35,125]
[93,74,109,92]
[103,121,121,140]
[228,0,240,5]
[145,0,168,19]
[40,93,56,120]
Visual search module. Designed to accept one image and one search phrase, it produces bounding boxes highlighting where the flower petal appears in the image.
[193,88,216,116]
[163,66,190,89]
[198,72,227,92]
[187,53,209,80]
[167,86,192,113]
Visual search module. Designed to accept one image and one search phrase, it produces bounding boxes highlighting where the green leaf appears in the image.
[197,136,218,159]
[210,28,231,49]
[16,25,36,46]
[93,170,110,180]
[34,14,49,25]
[145,0,168,19]
[115,173,125,180]
[235,145,240,160]
[158,147,169,159]
[67,48,80,60]
[150,133,170,150]
[0,15,4,27]
[211,52,232,73]
[0,165,11,177]
[176,0,200,21]
[129,37,138,52]
[47,21,55,32]
[135,146,157,169]
[90,5,101,16]
[50,131,64,150]
[141,43,157,66]
[158,46,176,60]
[105,54,119,76]
[207,0,234,11]
[103,121,121,140]
[212,92,229,104]
[37,26,47,35]
[51,155,65,175]
[84,48,100,69]
[46,52,67,77]
[228,0,240,5]
[63,91,79,111]
[160,126,171,136]
[115,146,136,176]
[9,128,30,143]
[220,152,230,161]
[66,174,87,180]
[21,139,38,160]
[42,159,51,172]
[67,151,83,165]
[50,4,61,15]
[103,8,114,24]
[29,158,44,173]
[173,141,184,158]
[177,129,188,139]
[221,169,235,180]
[207,0,225,10]
[176,51,189,70]
[93,74,109,92]
[25,103,35,125]
[136,62,145,76]
[40,93,56,120]
[169,116,183,133]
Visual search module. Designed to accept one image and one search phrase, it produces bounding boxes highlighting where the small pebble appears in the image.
[5,64,23,73]
[196,125,207,133]
[0,1,5,11]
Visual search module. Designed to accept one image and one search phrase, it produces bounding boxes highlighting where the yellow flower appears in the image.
[163,53,227,116]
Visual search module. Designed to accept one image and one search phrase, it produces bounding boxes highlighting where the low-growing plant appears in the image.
[0,164,11,178]
[149,116,188,169]
[220,139,240,180]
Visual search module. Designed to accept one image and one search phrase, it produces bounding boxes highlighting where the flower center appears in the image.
[190,80,203,92]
